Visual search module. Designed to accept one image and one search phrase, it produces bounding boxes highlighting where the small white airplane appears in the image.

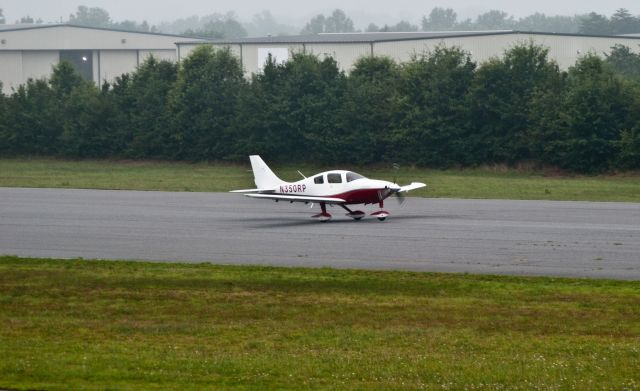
[231,155,426,222]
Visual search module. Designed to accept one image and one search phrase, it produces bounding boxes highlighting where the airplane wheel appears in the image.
[377,217,386,221]
[354,217,363,221]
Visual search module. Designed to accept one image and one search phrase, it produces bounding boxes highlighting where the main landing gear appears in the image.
[340,205,365,220]
[312,202,332,222]
[312,202,390,222]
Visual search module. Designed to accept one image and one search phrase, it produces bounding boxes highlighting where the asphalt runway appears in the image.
[1,187,639,279]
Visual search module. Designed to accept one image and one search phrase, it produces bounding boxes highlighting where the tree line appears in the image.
[1,43,639,172]
[3,6,640,38]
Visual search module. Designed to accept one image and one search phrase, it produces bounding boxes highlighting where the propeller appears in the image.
[391,163,406,206]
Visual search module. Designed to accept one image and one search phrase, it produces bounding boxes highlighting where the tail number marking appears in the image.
[280,184,307,193]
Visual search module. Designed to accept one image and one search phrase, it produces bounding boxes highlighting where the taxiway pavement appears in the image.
[1,187,638,279]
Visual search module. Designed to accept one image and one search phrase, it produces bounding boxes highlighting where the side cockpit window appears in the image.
[346,172,365,182]
[327,173,342,183]
[314,175,324,184]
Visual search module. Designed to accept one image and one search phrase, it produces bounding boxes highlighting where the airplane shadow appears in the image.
[233,214,458,229]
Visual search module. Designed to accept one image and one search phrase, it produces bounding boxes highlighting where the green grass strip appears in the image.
[1,256,639,390]
[1,158,640,201]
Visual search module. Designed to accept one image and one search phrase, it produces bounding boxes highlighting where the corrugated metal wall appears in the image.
[305,43,371,70]
[375,33,640,70]
[0,51,60,93]
[0,26,199,94]
[187,33,640,78]
[241,43,303,75]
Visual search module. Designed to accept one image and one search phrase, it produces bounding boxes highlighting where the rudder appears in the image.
[249,155,283,189]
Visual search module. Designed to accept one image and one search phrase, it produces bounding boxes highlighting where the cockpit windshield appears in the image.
[346,172,365,182]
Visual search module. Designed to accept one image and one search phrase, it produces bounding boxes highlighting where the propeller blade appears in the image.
[395,191,406,206]
[392,163,400,184]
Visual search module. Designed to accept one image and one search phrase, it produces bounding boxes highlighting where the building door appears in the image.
[59,50,94,82]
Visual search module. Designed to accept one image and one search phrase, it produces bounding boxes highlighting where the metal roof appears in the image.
[0,23,200,39]
[177,30,640,45]
[178,31,513,45]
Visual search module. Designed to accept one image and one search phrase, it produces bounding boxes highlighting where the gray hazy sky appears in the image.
[2,0,640,27]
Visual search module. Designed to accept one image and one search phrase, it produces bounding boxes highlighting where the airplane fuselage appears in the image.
[273,170,397,205]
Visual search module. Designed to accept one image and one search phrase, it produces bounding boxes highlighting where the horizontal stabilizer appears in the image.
[399,182,427,193]
[246,194,346,204]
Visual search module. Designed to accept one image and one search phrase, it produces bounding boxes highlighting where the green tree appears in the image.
[0,83,6,152]
[59,83,118,157]
[546,55,638,172]
[183,13,247,39]
[475,10,515,30]
[527,72,568,166]
[18,16,44,24]
[237,52,347,163]
[610,8,640,35]
[280,52,346,162]
[3,61,90,155]
[301,15,326,34]
[324,9,355,33]
[392,46,476,166]
[579,12,612,35]
[515,13,580,33]
[103,74,133,155]
[111,20,152,32]
[339,56,400,163]
[246,10,296,37]
[617,125,640,169]
[365,23,380,32]
[466,42,562,164]
[2,79,60,154]
[50,61,85,99]
[421,8,458,31]
[167,46,245,160]
[378,21,419,32]
[605,44,640,81]
[300,9,354,34]
[123,56,178,157]
[234,55,292,161]
[68,5,111,28]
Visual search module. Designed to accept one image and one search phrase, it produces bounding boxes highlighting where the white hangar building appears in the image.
[0,24,205,94]
[177,31,640,77]
[2,27,640,94]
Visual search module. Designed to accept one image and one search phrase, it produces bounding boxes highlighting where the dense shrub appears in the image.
[1,43,639,172]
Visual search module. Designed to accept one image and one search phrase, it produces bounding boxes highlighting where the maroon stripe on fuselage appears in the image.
[269,188,390,205]
[331,188,389,204]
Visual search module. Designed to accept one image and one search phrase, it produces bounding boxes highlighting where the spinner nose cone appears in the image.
[388,182,401,192]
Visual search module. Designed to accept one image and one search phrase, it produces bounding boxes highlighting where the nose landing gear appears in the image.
[370,210,390,221]
[370,200,390,221]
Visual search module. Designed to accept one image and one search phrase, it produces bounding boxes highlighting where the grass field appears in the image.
[1,158,639,202]
[1,256,639,390]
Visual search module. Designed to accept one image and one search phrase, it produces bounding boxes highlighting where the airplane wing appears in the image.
[229,188,275,193]
[399,182,427,192]
[245,194,346,204]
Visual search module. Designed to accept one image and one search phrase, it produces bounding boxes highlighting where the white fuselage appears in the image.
[271,170,398,205]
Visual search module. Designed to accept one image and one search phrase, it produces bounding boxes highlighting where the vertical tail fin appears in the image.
[249,155,283,189]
